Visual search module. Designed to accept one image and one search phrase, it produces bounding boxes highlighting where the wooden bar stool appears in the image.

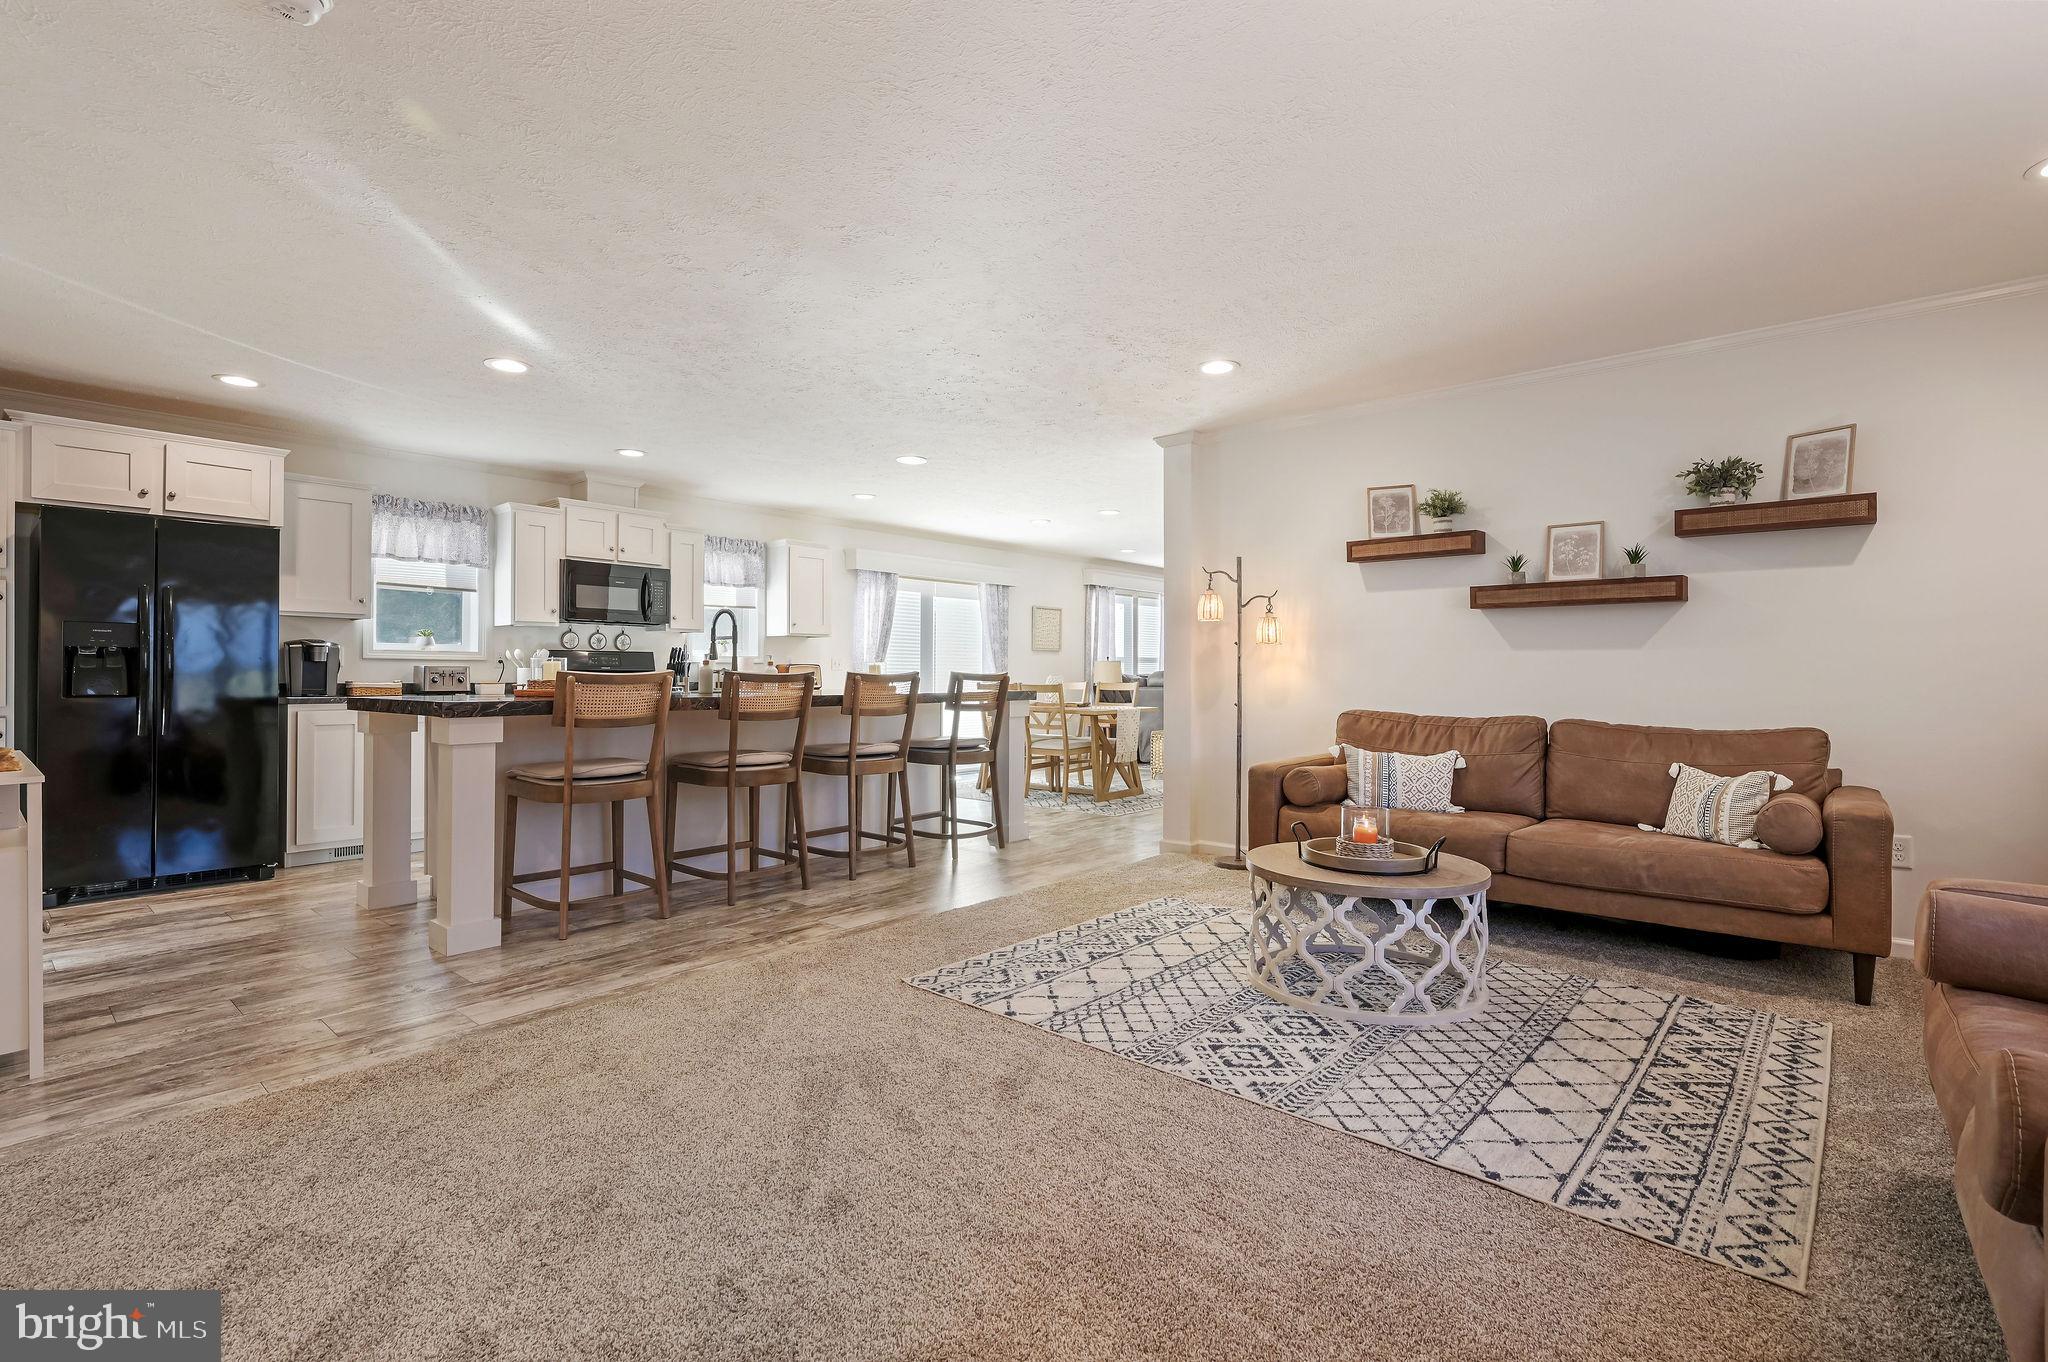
[498,671,672,939]
[908,671,1009,852]
[664,670,815,906]
[800,671,919,878]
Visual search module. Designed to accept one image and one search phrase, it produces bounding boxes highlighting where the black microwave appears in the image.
[560,560,670,626]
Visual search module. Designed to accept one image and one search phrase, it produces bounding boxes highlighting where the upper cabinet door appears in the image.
[788,542,831,635]
[667,529,705,632]
[27,424,163,513]
[280,478,372,617]
[163,440,278,523]
[508,507,564,625]
[615,511,670,568]
[561,503,617,561]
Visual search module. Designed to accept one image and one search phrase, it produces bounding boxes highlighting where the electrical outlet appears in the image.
[1891,835,1914,870]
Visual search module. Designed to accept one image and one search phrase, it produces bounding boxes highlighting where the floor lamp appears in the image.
[1198,556,1280,871]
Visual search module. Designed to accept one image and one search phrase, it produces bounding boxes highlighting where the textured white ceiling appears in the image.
[2,1,2046,564]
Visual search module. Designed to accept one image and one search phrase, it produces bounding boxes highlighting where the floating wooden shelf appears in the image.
[1470,574,1689,610]
[1673,491,1877,538]
[1345,529,1487,563]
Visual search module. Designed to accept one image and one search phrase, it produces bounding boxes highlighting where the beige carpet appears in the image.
[0,856,2001,1361]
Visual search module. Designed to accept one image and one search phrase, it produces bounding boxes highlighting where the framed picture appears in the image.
[1366,484,1417,539]
[1544,520,1606,582]
[1782,424,1856,499]
[1030,605,1062,653]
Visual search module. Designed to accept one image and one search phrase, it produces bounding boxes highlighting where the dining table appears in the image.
[1029,701,1159,802]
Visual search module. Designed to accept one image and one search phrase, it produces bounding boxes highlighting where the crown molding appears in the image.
[1191,273,2048,440]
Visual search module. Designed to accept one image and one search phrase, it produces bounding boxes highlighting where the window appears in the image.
[1107,588,1163,675]
[883,578,985,683]
[681,584,763,662]
[367,559,483,656]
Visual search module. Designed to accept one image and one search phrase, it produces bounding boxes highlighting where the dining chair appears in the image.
[907,671,1009,851]
[498,671,671,939]
[800,671,920,877]
[1026,700,1068,794]
[665,670,814,906]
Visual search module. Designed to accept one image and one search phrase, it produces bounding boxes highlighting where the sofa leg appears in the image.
[1852,953,1876,1006]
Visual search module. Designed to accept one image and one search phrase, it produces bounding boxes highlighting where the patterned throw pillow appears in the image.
[1327,744,1466,813]
[1640,762,1792,849]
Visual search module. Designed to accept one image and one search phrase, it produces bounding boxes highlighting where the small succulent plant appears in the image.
[1502,551,1529,573]
[1622,543,1649,565]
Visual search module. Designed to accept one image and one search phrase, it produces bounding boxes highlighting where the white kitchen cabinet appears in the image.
[667,528,705,632]
[561,501,617,562]
[492,504,564,626]
[287,707,425,857]
[281,476,371,617]
[25,422,161,513]
[616,510,670,568]
[164,440,279,523]
[766,539,831,637]
[290,705,363,851]
[10,413,285,525]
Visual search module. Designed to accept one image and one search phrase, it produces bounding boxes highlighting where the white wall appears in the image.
[1172,283,2048,939]
[0,385,1109,691]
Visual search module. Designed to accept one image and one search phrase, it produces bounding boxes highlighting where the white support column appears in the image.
[996,696,1031,843]
[356,712,430,910]
[425,715,505,957]
[1157,431,1205,856]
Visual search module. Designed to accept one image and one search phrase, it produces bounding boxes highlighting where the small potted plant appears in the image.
[1419,488,1468,533]
[1678,456,1764,506]
[1621,543,1649,577]
[1502,551,1529,585]
[414,628,437,650]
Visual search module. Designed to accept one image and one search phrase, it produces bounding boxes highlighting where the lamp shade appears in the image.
[1254,609,1280,645]
[1196,587,1224,623]
[1092,658,1127,687]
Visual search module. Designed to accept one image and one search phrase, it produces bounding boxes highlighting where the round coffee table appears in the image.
[1244,842,1492,1026]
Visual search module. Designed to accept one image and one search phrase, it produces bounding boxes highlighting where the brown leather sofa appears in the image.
[1247,710,1893,1002]
[1920,880,2048,1361]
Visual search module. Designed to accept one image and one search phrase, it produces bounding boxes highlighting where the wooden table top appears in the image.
[1245,842,1492,898]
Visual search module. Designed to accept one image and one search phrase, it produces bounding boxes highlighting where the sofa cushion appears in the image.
[1545,718,1831,827]
[1505,818,1829,914]
[1755,793,1825,855]
[1281,765,1348,805]
[1333,711,1546,819]
[1282,804,1534,874]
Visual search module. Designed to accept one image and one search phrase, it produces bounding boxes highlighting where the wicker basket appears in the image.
[341,682,402,697]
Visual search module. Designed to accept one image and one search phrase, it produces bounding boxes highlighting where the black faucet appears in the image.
[707,608,738,664]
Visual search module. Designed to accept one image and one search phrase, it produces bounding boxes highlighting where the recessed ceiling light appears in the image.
[1199,358,1239,376]
[2028,157,2048,182]
[213,374,260,388]
[852,493,875,501]
[1030,518,1051,527]
[483,357,529,374]
[616,448,646,459]
[895,455,928,466]
[1098,508,1120,517]
[1119,548,1137,555]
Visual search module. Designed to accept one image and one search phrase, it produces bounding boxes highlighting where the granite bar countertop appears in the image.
[281,695,352,705]
[346,690,1033,719]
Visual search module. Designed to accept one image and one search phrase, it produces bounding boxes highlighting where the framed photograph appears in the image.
[1544,520,1606,582]
[1782,424,1856,499]
[1366,484,1417,539]
[1030,605,1062,653]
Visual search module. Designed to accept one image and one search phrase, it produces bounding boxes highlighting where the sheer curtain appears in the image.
[369,495,489,568]
[704,536,766,588]
[1084,585,1119,672]
[852,570,899,671]
[978,583,1009,673]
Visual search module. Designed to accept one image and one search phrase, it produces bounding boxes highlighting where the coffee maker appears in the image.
[282,639,342,697]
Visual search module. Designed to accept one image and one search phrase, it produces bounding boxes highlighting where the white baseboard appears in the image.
[1159,838,1237,861]
[1892,935,1915,960]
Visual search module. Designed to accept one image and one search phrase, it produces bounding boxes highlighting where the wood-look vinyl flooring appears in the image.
[3,798,1164,1148]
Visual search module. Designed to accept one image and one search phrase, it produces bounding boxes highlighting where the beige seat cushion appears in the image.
[911,738,990,751]
[1281,804,1533,874]
[670,750,790,769]
[507,757,646,783]
[804,742,900,759]
[1506,818,1828,914]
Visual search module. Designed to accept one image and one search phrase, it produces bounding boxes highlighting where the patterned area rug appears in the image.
[952,771,1166,817]
[908,895,1833,1291]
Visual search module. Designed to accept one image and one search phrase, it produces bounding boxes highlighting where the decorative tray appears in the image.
[1289,824,1445,876]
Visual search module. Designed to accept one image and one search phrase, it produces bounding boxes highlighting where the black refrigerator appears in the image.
[16,505,281,902]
